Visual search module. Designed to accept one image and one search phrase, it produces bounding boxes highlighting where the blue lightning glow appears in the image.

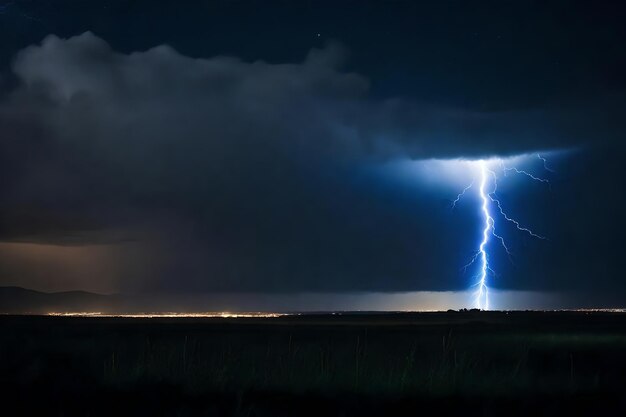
[454,157,550,309]
[537,153,555,173]
[488,167,547,240]
[503,165,550,185]
[488,193,547,240]
[451,179,474,210]
[475,161,492,309]
[384,152,556,310]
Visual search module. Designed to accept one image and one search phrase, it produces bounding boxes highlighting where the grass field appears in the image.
[2,311,626,415]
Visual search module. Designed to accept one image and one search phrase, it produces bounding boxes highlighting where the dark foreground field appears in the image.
[2,311,626,416]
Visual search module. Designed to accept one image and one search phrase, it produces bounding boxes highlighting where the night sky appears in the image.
[0,1,625,309]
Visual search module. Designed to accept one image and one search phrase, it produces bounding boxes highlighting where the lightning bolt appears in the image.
[488,194,547,240]
[503,166,550,185]
[488,168,547,240]
[454,157,550,310]
[475,161,493,310]
[537,153,555,173]
[451,179,473,210]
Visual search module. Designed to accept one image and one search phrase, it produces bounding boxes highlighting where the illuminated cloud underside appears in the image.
[453,154,552,309]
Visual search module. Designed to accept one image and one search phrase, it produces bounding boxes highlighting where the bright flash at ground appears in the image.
[453,155,551,309]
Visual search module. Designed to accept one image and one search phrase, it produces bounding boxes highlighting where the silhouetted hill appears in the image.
[0,286,118,314]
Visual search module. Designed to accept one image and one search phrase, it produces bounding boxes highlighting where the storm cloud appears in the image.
[0,32,624,296]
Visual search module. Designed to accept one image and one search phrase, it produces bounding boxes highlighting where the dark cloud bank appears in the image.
[0,33,625,302]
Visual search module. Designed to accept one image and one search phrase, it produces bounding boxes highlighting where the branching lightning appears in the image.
[452,156,553,310]
[451,180,474,210]
[474,162,492,309]
[537,153,555,173]
[503,165,550,185]
[488,194,547,240]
